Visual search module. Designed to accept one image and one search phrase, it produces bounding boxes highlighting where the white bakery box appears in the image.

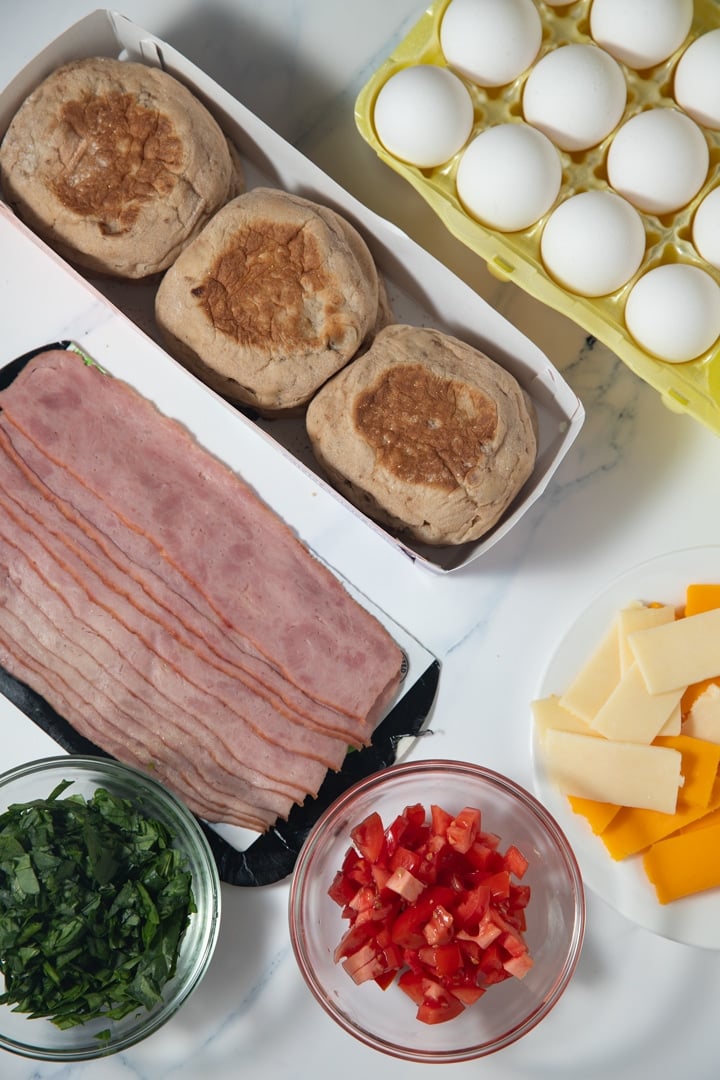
[0,9,584,575]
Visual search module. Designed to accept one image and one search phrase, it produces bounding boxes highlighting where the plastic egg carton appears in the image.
[355,0,720,435]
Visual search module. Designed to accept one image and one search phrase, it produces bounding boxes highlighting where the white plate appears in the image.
[532,546,720,949]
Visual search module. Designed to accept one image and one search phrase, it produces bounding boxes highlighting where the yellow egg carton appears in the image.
[355,0,720,435]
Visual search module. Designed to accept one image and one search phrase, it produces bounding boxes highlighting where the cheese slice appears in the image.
[601,792,720,861]
[590,661,684,744]
[685,583,720,617]
[567,795,620,834]
[618,603,675,674]
[559,620,620,722]
[659,703,682,736]
[531,694,594,740]
[541,729,682,813]
[643,818,720,904]
[629,607,720,693]
[655,734,720,809]
[683,683,720,744]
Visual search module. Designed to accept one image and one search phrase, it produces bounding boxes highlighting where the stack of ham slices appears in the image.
[0,350,405,831]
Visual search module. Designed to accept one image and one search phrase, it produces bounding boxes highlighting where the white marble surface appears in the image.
[2,2,720,1078]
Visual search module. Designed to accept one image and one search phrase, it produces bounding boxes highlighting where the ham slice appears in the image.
[0,350,405,829]
[0,525,297,821]
[0,351,403,732]
[0,601,275,832]
[0,433,352,775]
[0,410,391,747]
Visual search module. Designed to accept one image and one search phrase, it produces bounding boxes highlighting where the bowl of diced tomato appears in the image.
[288,759,585,1063]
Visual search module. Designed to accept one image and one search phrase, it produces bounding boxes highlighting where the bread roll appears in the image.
[155,187,386,414]
[0,57,244,278]
[305,324,538,546]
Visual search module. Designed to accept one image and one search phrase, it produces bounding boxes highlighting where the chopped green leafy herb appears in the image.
[0,780,195,1030]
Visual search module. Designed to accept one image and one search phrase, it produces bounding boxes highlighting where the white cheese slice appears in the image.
[559,619,620,722]
[541,729,683,813]
[531,694,594,741]
[617,602,675,674]
[629,607,720,692]
[590,661,685,744]
[684,683,720,744]
[659,703,682,736]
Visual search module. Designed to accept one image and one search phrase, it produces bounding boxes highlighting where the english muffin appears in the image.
[0,57,244,278]
[154,187,386,414]
[305,324,538,546]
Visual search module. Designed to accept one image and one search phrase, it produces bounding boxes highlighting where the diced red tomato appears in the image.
[333,920,375,963]
[483,869,511,900]
[503,844,530,879]
[373,969,396,991]
[418,941,463,978]
[390,845,422,875]
[460,910,503,949]
[390,885,456,948]
[415,980,465,1025]
[350,811,386,864]
[454,882,491,928]
[348,884,376,913]
[510,883,531,910]
[450,984,486,1006]
[328,802,533,1026]
[422,904,454,946]
[385,866,426,902]
[328,869,359,907]
[503,952,534,979]
[430,803,453,835]
[446,807,481,853]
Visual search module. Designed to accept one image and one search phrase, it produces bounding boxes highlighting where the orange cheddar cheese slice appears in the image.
[675,805,720,836]
[643,820,720,904]
[681,677,720,719]
[601,778,720,861]
[684,583,720,617]
[567,796,620,834]
[655,734,720,809]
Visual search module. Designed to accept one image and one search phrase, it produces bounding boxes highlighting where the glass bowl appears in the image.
[289,758,584,1063]
[0,755,221,1061]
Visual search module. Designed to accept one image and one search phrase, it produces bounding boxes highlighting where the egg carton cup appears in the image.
[355,0,720,436]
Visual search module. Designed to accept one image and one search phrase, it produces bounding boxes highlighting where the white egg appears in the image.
[674,29,720,130]
[540,190,646,297]
[522,44,627,152]
[456,123,562,232]
[373,65,474,169]
[625,264,720,363]
[440,0,542,88]
[590,0,693,70]
[607,107,709,215]
[692,188,720,271]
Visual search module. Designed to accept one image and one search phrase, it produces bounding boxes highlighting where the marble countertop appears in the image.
[2,3,720,1078]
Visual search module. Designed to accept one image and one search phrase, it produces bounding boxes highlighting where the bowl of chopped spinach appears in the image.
[0,755,221,1060]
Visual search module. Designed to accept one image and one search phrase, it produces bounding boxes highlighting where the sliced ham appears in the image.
[0,351,404,734]
[0,349,405,830]
[0,417,383,748]
[0,579,276,831]
[0,527,297,822]
[0,506,312,806]
[0,435,351,774]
